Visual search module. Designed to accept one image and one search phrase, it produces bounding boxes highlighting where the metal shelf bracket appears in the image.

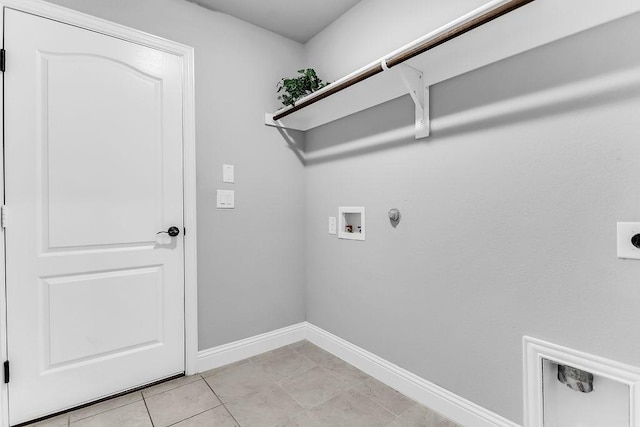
[395,63,430,139]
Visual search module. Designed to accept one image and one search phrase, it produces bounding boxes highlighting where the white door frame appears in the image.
[0,1,198,425]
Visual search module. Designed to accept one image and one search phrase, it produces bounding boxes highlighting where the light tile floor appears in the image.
[27,341,460,427]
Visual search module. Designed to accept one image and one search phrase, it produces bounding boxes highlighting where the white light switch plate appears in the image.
[329,217,336,235]
[223,164,235,183]
[217,190,235,209]
[617,222,640,259]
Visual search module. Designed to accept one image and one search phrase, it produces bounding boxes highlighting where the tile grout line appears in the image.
[272,381,309,421]
[151,375,229,427]
[289,341,372,393]
[349,384,397,419]
[278,343,379,422]
[141,394,155,427]
[202,373,242,427]
[140,374,207,427]
[180,344,393,427]
[64,394,146,426]
[273,344,325,414]
[209,345,318,425]
[220,403,242,427]
[142,375,203,400]
[383,397,421,424]
[288,341,403,422]
[296,341,455,425]
[164,408,216,427]
[278,349,337,413]
[352,378,413,419]
[149,375,222,426]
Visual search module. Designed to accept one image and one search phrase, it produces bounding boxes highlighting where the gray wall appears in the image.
[45,0,307,349]
[305,5,640,424]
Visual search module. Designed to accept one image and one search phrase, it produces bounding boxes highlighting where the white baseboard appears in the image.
[196,322,307,373]
[197,322,519,427]
[305,323,519,427]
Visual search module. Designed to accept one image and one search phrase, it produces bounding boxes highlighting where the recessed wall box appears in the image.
[338,207,365,241]
[524,336,639,427]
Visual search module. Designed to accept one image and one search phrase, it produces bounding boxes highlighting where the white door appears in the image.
[4,9,185,425]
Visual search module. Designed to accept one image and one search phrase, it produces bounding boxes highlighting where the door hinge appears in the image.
[0,49,5,72]
[1,205,7,229]
[4,361,9,384]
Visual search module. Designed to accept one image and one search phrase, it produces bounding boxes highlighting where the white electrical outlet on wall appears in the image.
[223,164,234,183]
[329,217,336,235]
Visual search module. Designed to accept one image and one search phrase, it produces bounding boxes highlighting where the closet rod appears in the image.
[273,0,534,122]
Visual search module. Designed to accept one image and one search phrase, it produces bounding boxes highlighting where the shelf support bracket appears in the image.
[394,64,429,139]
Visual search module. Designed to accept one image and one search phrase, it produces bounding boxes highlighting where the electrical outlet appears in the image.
[223,164,234,183]
[329,217,336,235]
[617,222,640,259]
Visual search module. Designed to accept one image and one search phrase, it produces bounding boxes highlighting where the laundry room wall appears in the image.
[304,1,640,423]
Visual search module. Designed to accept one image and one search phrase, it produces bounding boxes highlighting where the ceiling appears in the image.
[187,0,362,43]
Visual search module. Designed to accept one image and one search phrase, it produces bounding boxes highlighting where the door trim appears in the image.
[0,1,198,425]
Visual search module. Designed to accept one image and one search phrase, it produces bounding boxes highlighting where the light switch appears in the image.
[217,190,235,209]
[223,164,235,183]
[329,217,336,235]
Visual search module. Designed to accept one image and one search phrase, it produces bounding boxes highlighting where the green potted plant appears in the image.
[276,68,330,107]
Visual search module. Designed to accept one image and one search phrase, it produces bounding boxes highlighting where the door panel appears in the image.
[41,52,164,249]
[5,9,185,424]
[44,266,163,368]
